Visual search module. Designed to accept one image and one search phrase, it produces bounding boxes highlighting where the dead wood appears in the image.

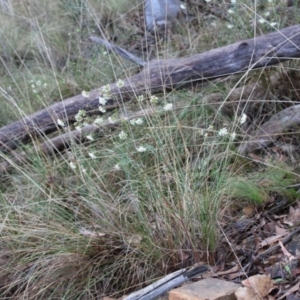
[238,104,300,154]
[0,108,156,173]
[0,25,299,154]
[123,265,208,300]
[0,72,273,174]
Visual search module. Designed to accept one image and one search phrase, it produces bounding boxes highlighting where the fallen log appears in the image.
[0,25,299,153]
[238,104,300,154]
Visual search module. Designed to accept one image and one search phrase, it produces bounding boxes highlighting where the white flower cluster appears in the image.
[136,145,147,152]
[94,117,104,126]
[150,95,158,103]
[75,109,87,123]
[30,79,47,94]
[101,84,112,99]
[199,114,248,141]
[137,95,144,102]
[116,79,125,88]
[130,118,144,126]
[57,119,65,127]
[82,90,90,98]
[119,131,127,140]
[163,103,173,111]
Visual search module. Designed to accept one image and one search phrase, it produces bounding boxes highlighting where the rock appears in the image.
[169,278,240,300]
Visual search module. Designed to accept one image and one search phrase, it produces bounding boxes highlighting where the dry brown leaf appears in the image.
[235,274,274,300]
[284,205,300,227]
[275,225,288,236]
[243,206,255,216]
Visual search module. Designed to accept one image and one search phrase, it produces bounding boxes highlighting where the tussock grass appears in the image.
[0,0,300,298]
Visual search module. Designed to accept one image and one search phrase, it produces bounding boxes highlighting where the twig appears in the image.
[90,36,146,66]
[253,226,300,262]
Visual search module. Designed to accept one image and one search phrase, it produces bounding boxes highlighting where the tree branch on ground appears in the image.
[0,25,299,154]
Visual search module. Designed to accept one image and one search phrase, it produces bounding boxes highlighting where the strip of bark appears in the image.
[0,25,299,153]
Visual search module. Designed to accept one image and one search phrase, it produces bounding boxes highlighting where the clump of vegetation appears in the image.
[0,0,300,298]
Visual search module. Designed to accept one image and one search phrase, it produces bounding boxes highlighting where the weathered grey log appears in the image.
[238,104,300,154]
[0,25,299,153]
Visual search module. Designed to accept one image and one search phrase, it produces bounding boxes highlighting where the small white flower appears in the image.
[230,132,237,141]
[75,109,86,122]
[57,119,65,127]
[119,130,127,140]
[86,134,95,141]
[163,103,173,111]
[81,168,87,173]
[204,133,208,137]
[82,90,90,98]
[228,9,234,14]
[218,127,228,136]
[240,113,247,124]
[180,3,186,9]
[102,84,111,93]
[264,11,270,16]
[116,79,125,88]
[227,24,234,29]
[150,95,158,103]
[108,117,115,123]
[136,146,147,152]
[101,85,111,98]
[114,164,121,171]
[99,97,107,105]
[130,118,144,125]
[135,118,144,125]
[43,83,47,88]
[205,0,211,2]
[69,161,76,169]
[270,22,277,27]
[94,117,104,126]
[208,125,214,131]
[137,95,144,102]
[258,18,265,24]
[36,80,42,86]
[88,152,97,159]
[231,0,236,3]
[99,106,106,113]
[75,126,82,131]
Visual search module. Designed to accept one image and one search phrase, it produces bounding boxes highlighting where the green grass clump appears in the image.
[0,0,300,298]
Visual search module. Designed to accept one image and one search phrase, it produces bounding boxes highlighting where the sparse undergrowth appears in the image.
[0,0,300,299]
